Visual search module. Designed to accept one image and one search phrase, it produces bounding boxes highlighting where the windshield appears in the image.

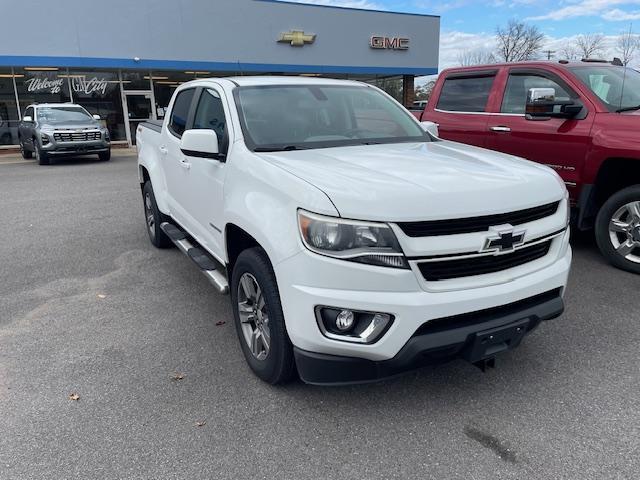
[570,65,640,112]
[37,106,93,124]
[234,84,428,151]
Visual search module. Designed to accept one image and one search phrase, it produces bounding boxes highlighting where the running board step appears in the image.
[160,222,229,295]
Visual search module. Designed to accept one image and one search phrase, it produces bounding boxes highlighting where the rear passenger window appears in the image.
[193,89,227,148]
[169,88,195,137]
[436,75,495,113]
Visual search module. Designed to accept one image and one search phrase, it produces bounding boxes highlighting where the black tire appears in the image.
[231,247,295,385]
[595,185,640,274]
[34,141,49,165]
[142,181,173,248]
[20,140,33,159]
[99,149,111,161]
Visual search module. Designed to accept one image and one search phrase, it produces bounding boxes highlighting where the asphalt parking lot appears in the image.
[1,152,638,480]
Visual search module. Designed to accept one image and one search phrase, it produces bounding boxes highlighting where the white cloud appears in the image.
[528,0,640,21]
[602,8,640,20]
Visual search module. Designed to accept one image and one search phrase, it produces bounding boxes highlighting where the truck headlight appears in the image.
[298,210,408,268]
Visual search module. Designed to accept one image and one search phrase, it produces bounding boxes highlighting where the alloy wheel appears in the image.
[608,201,640,264]
[236,273,270,361]
[144,192,155,239]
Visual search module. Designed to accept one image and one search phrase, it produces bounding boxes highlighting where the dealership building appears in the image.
[0,0,439,147]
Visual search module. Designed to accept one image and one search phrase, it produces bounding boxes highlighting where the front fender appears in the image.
[137,134,170,215]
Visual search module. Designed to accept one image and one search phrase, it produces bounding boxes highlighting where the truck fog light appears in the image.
[316,307,394,344]
[335,309,355,331]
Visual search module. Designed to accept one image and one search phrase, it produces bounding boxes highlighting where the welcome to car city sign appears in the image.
[24,75,111,95]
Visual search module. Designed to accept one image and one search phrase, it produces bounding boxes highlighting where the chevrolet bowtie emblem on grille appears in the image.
[483,225,526,253]
[278,30,316,47]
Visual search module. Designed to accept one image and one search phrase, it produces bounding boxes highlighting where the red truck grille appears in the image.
[397,201,560,237]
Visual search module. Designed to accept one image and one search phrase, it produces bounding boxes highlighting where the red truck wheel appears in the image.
[595,185,640,274]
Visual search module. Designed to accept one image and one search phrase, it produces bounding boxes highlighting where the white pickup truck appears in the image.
[136,76,572,385]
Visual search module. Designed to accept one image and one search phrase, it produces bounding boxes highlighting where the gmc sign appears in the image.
[370,36,409,50]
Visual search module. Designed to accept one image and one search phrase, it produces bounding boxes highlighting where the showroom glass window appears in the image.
[0,69,19,145]
[67,69,127,141]
[14,68,71,113]
[436,74,495,112]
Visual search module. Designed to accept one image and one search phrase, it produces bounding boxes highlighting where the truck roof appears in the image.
[441,60,623,75]
[215,75,364,87]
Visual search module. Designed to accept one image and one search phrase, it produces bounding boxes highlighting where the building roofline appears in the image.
[253,0,440,18]
[0,55,438,76]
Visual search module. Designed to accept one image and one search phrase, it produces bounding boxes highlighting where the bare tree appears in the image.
[414,80,436,101]
[560,45,580,61]
[574,33,605,59]
[617,25,640,66]
[495,20,544,62]
[457,48,497,66]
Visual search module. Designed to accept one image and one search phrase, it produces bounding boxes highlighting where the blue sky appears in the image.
[288,0,640,68]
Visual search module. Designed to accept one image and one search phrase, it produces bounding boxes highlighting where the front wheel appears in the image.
[99,149,111,161]
[34,142,49,165]
[20,140,33,159]
[142,181,173,248]
[231,247,295,385]
[595,185,640,274]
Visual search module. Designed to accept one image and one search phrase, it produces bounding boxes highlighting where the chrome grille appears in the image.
[53,131,101,142]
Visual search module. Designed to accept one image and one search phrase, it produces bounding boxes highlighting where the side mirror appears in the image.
[180,129,224,161]
[22,115,33,123]
[420,121,439,138]
[526,87,580,120]
[92,114,101,120]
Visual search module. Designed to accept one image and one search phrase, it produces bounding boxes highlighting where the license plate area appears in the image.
[462,318,530,363]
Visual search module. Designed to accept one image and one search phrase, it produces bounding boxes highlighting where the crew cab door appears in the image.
[161,85,228,258]
[179,86,229,258]
[485,68,594,199]
[422,70,498,148]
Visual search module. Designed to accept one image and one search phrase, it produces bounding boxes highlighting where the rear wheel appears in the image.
[595,185,640,274]
[34,141,49,165]
[142,181,172,248]
[231,247,295,385]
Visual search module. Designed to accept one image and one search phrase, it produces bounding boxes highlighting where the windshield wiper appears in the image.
[616,104,640,113]
[254,145,310,152]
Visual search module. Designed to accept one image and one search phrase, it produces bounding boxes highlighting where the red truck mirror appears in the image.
[526,87,581,120]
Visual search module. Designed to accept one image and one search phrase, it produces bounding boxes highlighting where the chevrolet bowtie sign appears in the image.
[370,36,410,50]
[278,31,316,47]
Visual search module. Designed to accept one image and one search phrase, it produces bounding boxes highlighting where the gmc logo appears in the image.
[370,36,409,50]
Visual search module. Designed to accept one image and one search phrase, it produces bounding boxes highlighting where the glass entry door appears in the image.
[125,92,154,145]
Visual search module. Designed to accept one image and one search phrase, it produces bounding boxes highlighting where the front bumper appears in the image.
[294,288,564,385]
[42,141,110,156]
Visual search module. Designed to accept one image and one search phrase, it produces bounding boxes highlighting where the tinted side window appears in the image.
[169,89,195,137]
[502,74,572,114]
[193,89,227,148]
[437,75,495,112]
[24,107,33,120]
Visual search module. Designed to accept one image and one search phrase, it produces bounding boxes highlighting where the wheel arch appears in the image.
[578,157,640,230]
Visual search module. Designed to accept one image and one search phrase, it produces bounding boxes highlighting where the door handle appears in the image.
[489,126,511,132]
[179,159,191,170]
[159,146,168,155]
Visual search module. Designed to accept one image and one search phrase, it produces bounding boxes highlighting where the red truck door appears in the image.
[424,70,499,148]
[485,68,594,199]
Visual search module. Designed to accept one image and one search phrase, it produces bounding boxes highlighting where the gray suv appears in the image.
[18,103,111,165]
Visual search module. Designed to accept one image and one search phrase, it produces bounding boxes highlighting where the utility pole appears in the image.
[543,50,556,60]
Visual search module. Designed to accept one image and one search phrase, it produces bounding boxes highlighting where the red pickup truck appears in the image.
[413,60,640,274]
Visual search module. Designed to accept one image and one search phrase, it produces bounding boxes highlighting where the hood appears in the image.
[257,141,565,222]
[40,122,100,131]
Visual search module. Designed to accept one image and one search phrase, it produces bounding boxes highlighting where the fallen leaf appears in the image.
[170,372,185,381]
[215,321,225,326]
[195,421,206,427]
[97,294,106,299]
[69,393,80,401]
